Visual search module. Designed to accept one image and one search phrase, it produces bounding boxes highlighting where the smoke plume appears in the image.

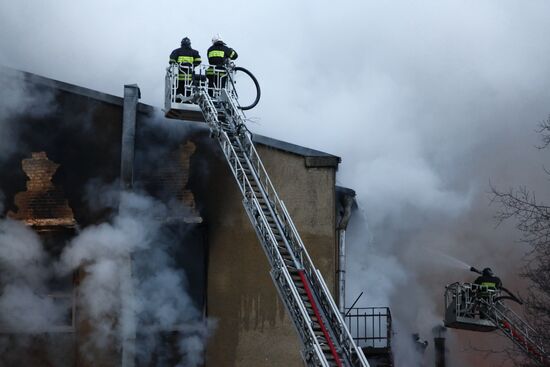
[3,1,550,365]
[60,186,211,366]
[0,185,211,366]
[0,219,66,333]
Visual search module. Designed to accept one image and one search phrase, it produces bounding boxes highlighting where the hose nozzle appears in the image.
[470,266,482,274]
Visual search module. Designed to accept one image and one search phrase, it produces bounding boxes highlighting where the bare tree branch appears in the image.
[536,115,550,150]
[489,122,550,365]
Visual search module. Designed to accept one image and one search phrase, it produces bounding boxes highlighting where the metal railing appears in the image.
[445,282,548,366]
[445,282,499,320]
[344,307,392,349]
[165,64,232,106]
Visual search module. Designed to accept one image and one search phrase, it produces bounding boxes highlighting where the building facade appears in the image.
[0,67,343,366]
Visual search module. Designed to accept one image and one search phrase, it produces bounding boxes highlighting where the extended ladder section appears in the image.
[445,283,549,366]
[165,64,369,366]
[197,89,368,367]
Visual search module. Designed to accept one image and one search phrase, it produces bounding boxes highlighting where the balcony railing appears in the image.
[344,307,392,349]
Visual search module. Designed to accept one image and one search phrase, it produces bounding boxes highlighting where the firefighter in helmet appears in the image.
[206,34,238,95]
[169,37,201,100]
[474,267,502,291]
[473,267,502,319]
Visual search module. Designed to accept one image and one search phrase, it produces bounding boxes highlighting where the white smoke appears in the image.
[0,219,68,333]
[0,187,211,366]
[0,219,49,288]
[3,1,550,365]
[0,68,65,354]
[58,188,211,366]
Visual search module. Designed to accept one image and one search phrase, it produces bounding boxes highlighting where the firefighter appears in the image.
[206,34,238,95]
[169,37,201,100]
[474,267,502,291]
[473,267,502,319]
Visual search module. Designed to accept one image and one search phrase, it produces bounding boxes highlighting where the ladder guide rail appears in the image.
[249,198,330,367]
[220,88,368,365]
[486,299,548,365]
[222,128,325,358]
[190,73,369,366]
[280,200,363,355]
[217,87,365,361]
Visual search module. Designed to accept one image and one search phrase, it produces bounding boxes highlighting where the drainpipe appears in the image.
[120,84,140,367]
[337,191,355,313]
[120,84,140,190]
[337,229,346,314]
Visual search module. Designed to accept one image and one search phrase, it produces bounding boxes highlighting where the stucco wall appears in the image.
[204,143,337,367]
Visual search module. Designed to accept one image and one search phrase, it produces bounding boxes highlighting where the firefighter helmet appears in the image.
[181,37,191,47]
[212,33,223,44]
[482,267,494,276]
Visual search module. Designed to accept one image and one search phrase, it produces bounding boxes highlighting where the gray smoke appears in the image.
[0,68,57,332]
[3,1,550,365]
[0,186,211,366]
[58,187,211,366]
[0,219,67,333]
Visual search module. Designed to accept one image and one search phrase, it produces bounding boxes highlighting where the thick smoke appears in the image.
[0,219,67,333]
[60,186,211,366]
[0,186,211,366]
[0,67,62,340]
[3,1,550,365]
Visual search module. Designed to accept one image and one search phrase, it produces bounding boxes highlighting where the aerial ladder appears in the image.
[164,63,370,367]
[444,281,549,366]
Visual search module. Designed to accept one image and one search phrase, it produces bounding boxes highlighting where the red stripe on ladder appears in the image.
[501,321,549,365]
[298,270,343,367]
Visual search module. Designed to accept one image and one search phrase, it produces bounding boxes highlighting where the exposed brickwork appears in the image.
[146,141,201,223]
[8,152,76,228]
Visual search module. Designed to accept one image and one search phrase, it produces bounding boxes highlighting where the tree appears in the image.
[491,115,550,366]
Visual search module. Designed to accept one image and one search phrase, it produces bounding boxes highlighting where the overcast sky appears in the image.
[2,1,550,365]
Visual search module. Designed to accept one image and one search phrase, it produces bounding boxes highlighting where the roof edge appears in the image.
[252,134,341,167]
[1,65,124,107]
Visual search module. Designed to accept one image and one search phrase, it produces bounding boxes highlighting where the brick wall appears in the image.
[140,141,201,222]
[8,151,76,227]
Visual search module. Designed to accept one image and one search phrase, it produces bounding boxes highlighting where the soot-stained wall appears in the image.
[0,86,122,225]
[0,69,208,367]
[1,68,342,367]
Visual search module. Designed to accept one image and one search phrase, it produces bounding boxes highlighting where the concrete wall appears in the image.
[204,143,337,367]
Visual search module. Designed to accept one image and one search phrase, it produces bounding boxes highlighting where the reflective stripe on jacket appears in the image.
[169,46,201,80]
[480,281,497,289]
[206,41,238,75]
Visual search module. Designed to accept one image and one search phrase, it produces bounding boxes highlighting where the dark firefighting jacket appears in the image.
[474,275,503,290]
[207,42,238,75]
[169,46,201,80]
